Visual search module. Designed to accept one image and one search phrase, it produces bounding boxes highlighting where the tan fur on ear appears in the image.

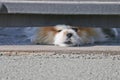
[35,27,57,44]
[76,28,96,44]
[76,27,107,44]
[77,27,96,36]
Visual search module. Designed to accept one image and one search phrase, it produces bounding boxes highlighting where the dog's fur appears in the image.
[25,25,118,47]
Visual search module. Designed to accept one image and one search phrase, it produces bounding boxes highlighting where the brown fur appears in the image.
[35,27,57,44]
[76,27,99,44]
[37,27,57,36]
[76,27,96,36]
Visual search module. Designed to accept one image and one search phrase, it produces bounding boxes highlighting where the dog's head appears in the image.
[54,25,82,47]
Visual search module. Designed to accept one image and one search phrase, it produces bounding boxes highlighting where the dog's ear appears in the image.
[72,28,78,32]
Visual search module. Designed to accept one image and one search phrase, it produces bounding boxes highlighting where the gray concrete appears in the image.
[0,0,120,27]
[0,45,120,80]
[0,14,120,27]
[1,0,120,1]
[0,49,120,80]
[0,3,7,13]
[0,45,120,54]
[1,1,120,14]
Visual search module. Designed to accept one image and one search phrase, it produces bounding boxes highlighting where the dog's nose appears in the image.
[67,33,73,38]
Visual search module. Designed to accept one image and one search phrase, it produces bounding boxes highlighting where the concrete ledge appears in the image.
[0,45,120,80]
[1,1,120,15]
[0,14,120,27]
[0,1,120,27]
[0,45,120,55]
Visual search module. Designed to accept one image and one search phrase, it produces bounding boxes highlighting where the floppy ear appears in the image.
[72,28,78,32]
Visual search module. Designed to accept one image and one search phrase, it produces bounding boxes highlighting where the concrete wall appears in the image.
[0,50,120,80]
[0,1,120,27]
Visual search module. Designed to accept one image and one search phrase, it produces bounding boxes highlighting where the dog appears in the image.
[25,25,118,47]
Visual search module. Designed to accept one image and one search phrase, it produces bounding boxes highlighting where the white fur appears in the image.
[54,28,81,47]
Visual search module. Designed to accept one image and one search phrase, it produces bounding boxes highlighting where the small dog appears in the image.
[25,25,118,47]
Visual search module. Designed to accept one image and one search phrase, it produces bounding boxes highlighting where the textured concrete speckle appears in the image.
[0,53,120,80]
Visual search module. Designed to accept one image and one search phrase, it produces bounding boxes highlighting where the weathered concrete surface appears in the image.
[0,0,120,27]
[2,0,120,14]
[0,46,120,80]
[0,45,120,54]
[1,0,120,1]
[0,47,120,80]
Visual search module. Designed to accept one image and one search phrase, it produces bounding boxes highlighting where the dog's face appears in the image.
[53,25,81,47]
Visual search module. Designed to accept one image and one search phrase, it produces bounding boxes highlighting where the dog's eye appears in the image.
[57,30,62,32]
[72,28,78,32]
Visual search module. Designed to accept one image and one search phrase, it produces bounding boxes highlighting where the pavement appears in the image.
[1,0,119,1]
[0,45,120,80]
[0,45,120,54]
[0,53,120,80]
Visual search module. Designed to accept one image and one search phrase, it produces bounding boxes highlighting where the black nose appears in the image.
[67,33,73,38]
